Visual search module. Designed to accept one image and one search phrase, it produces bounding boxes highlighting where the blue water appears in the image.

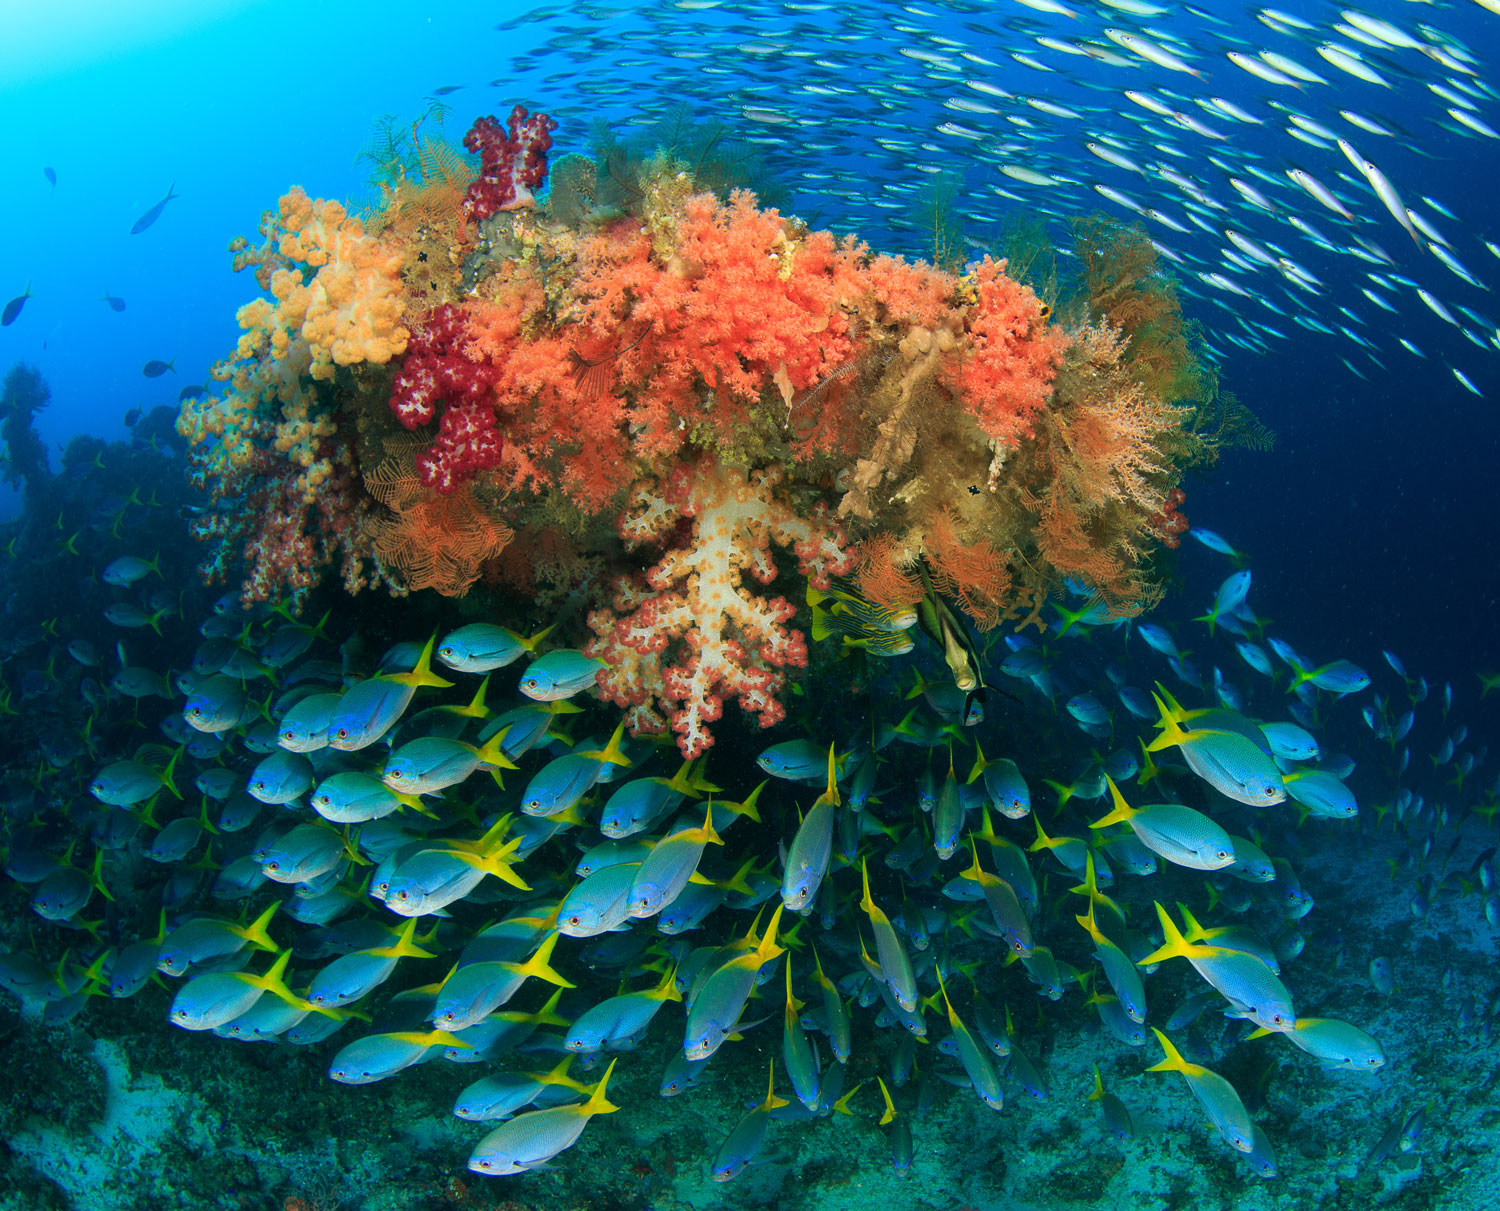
[4,1,1496,688]
[3,1,1499,1207]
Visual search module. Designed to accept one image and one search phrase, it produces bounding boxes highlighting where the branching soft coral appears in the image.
[1051,321,1185,521]
[463,105,559,220]
[384,190,960,511]
[585,458,855,756]
[569,191,869,464]
[853,533,924,609]
[263,188,409,379]
[924,510,1013,632]
[1023,319,1188,612]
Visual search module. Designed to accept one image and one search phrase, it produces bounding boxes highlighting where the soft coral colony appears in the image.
[179,103,1233,755]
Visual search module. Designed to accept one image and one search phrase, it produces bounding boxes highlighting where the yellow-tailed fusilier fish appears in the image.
[599,759,709,837]
[467,1060,619,1175]
[933,747,965,860]
[565,965,682,1054]
[1075,896,1146,1024]
[436,623,553,673]
[306,919,434,1008]
[962,839,1033,957]
[1091,1065,1135,1140]
[90,749,181,807]
[169,949,304,1031]
[629,805,724,919]
[782,962,821,1112]
[559,861,643,937]
[247,750,315,805]
[257,822,357,884]
[811,944,851,1064]
[381,816,530,916]
[1029,816,1104,883]
[758,738,845,784]
[328,636,454,751]
[453,1056,592,1122]
[937,967,1004,1110]
[1139,903,1296,1031]
[968,744,1031,818]
[183,675,252,732]
[277,692,342,752]
[1175,902,1284,970]
[330,1027,472,1085]
[31,850,113,922]
[875,1077,914,1175]
[310,772,427,824]
[859,859,918,1011]
[156,903,279,976]
[781,746,840,911]
[1147,1029,1255,1153]
[711,1062,790,1182]
[518,724,632,817]
[1090,776,1236,870]
[684,905,786,1060]
[431,932,575,1031]
[1281,769,1358,818]
[1147,691,1285,807]
[382,728,519,796]
[1287,656,1371,695]
[1195,569,1251,636]
[1250,1017,1385,1070]
[517,649,606,701]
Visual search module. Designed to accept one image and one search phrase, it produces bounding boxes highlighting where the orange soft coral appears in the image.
[925,509,1013,632]
[853,533,925,609]
[569,193,865,464]
[951,257,1068,448]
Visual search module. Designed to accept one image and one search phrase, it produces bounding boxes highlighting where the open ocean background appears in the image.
[3,2,1500,1209]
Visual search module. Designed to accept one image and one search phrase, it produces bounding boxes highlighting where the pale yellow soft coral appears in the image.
[179,187,410,505]
[268,187,410,379]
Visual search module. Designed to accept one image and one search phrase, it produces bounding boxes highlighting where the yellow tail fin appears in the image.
[1090,775,1138,830]
[582,1059,621,1116]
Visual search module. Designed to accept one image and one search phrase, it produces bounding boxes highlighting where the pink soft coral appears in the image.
[586,457,855,756]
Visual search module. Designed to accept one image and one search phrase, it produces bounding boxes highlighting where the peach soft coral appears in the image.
[585,457,855,757]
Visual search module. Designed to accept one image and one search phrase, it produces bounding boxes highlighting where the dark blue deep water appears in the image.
[2,3,1498,1210]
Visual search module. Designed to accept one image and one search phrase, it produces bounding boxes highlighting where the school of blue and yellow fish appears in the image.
[3,502,1496,1205]
[3,0,1500,1207]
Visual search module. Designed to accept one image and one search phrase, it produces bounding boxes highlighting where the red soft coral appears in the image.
[389,304,498,430]
[462,105,559,221]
